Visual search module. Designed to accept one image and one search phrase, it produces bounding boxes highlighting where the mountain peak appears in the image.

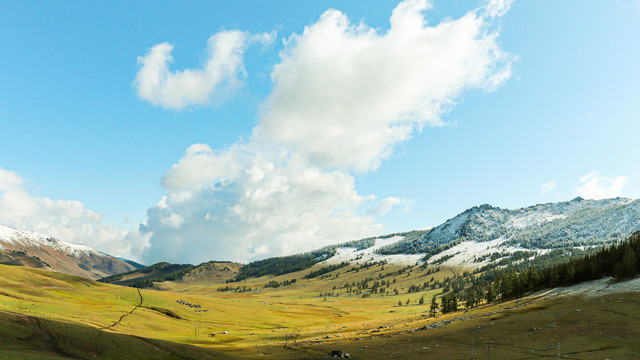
[0,224,137,279]
[375,197,640,257]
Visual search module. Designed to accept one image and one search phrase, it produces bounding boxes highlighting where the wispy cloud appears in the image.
[574,171,628,200]
[540,180,557,194]
[484,0,515,18]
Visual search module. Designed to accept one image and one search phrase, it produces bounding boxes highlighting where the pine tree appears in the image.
[549,267,560,287]
[430,295,438,317]
[441,293,458,314]
[465,289,474,308]
[450,293,458,312]
[486,284,495,303]
[615,247,637,279]
[419,295,425,305]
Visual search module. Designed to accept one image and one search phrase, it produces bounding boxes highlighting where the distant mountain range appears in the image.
[229,197,640,283]
[3,197,639,285]
[0,225,141,279]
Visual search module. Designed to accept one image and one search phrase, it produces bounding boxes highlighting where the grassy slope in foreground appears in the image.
[0,265,234,359]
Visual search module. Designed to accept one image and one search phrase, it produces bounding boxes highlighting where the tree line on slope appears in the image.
[232,248,338,281]
[424,230,640,315]
[98,262,194,288]
[231,237,381,281]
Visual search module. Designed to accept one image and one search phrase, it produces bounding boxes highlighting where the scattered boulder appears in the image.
[328,350,350,358]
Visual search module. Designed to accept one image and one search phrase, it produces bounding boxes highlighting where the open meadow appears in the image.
[1,261,639,359]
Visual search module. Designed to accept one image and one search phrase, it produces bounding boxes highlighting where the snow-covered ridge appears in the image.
[0,224,96,258]
[426,237,549,269]
[506,212,566,229]
[377,197,640,256]
[322,236,425,266]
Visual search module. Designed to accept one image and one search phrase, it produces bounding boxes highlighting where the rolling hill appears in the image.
[99,261,243,288]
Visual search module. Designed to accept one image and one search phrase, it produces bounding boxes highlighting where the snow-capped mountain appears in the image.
[319,197,640,269]
[0,225,138,279]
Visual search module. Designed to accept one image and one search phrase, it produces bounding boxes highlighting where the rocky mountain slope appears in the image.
[0,225,139,279]
[316,197,640,272]
[379,197,639,253]
[363,197,637,261]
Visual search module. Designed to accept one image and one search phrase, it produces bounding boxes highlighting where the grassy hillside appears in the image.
[99,262,194,287]
[2,231,640,359]
[99,261,242,288]
[0,310,234,360]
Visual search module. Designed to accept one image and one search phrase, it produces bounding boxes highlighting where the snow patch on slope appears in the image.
[541,276,640,299]
[323,236,425,266]
[0,224,96,258]
[507,212,565,229]
[427,238,549,269]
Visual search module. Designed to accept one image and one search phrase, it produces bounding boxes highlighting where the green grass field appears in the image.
[0,262,638,359]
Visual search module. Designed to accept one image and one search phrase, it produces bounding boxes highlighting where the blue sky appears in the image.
[1,0,638,264]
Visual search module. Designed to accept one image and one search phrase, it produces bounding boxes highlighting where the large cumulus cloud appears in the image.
[260,0,514,171]
[140,142,387,263]
[138,0,514,264]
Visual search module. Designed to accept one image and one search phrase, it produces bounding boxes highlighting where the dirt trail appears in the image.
[101,288,143,330]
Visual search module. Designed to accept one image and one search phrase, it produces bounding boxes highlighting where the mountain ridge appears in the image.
[0,224,138,279]
[221,197,640,283]
[376,197,638,255]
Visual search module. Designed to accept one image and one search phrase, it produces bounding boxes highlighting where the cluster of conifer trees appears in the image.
[485,230,640,301]
[428,231,640,314]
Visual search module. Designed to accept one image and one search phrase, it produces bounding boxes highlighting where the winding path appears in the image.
[101,288,143,330]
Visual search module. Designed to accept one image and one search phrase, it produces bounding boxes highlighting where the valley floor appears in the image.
[0,264,638,359]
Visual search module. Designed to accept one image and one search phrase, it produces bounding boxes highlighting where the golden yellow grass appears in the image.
[0,263,638,359]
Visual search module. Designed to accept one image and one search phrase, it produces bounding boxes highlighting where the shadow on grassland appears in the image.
[0,310,239,360]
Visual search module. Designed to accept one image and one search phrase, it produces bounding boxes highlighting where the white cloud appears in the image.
[540,180,557,194]
[160,213,185,229]
[0,167,149,261]
[133,31,250,110]
[484,0,515,18]
[137,0,514,264]
[140,142,386,264]
[370,197,411,216]
[259,0,514,172]
[574,171,628,200]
